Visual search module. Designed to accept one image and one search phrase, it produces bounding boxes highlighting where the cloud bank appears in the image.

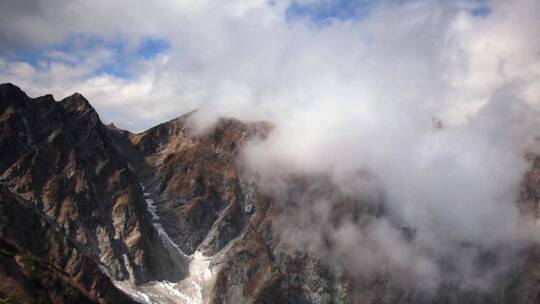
[2,0,540,295]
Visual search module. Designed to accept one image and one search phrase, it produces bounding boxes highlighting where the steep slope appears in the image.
[0,83,187,302]
[108,115,282,303]
[0,184,137,304]
[127,115,269,256]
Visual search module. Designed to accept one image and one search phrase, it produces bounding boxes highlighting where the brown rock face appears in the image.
[127,116,268,256]
[0,184,137,304]
[0,83,187,302]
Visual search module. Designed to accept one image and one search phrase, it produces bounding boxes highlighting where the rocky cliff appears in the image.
[0,184,136,303]
[0,83,185,303]
[2,83,540,304]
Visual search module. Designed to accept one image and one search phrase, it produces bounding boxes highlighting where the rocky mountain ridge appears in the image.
[0,83,183,303]
[2,83,540,303]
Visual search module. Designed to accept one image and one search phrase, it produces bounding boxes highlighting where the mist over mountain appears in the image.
[1,0,540,303]
[0,82,539,304]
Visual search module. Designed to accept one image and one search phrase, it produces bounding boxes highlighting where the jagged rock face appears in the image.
[126,116,269,256]
[0,185,137,304]
[0,83,184,287]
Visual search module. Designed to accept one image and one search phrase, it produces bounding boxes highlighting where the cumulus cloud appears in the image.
[2,0,540,295]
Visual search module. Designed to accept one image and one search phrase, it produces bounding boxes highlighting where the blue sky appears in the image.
[7,35,170,78]
[286,0,491,23]
[286,0,378,23]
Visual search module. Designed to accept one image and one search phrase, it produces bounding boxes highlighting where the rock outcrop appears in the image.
[0,83,187,303]
[0,184,137,303]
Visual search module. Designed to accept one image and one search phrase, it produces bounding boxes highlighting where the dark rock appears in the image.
[0,83,186,288]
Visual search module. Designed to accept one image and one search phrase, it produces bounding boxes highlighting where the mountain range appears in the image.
[2,83,540,304]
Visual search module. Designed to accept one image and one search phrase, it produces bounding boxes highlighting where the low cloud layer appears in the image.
[2,0,540,295]
[238,0,540,293]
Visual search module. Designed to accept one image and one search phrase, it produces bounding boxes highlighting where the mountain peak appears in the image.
[60,92,96,114]
[0,83,29,105]
[0,82,24,93]
[61,92,89,104]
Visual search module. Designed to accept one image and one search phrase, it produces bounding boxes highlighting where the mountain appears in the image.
[0,83,184,303]
[1,83,540,303]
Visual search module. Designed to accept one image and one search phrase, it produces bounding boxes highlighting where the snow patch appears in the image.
[111,251,215,304]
